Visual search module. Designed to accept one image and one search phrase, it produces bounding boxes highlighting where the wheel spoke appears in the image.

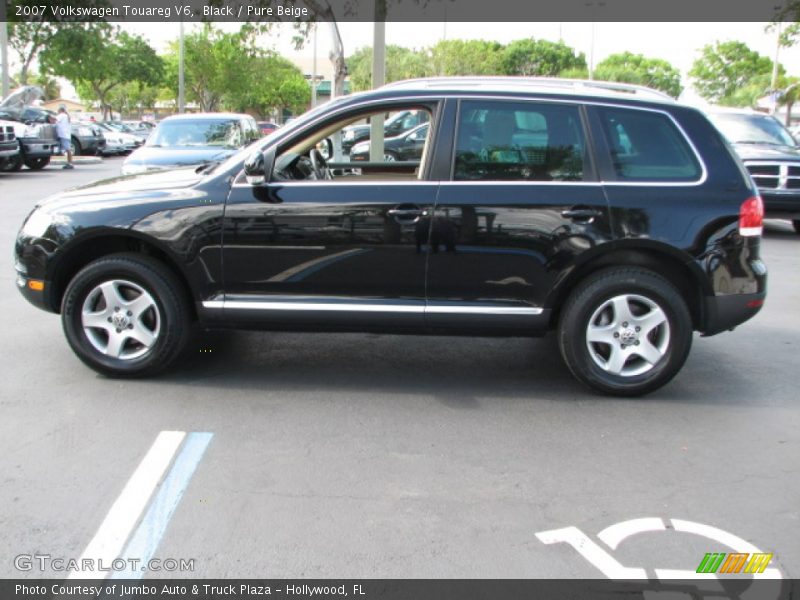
[587,324,616,344]
[634,306,667,335]
[604,345,629,375]
[632,339,665,366]
[99,281,126,311]
[105,331,127,358]
[610,295,634,326]
[127,292,156,319]
[83,310,111,330]
[128,325,156,349]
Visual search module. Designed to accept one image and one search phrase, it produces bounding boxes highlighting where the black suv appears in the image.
[706,107,800,234]
[14,78,767,396]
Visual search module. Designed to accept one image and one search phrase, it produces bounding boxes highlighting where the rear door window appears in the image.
[453,100,587,182]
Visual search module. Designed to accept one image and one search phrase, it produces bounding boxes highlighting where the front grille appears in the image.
[0,125,16,143]
[746,162,800,191]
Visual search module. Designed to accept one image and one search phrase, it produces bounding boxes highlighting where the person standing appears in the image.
[55,105,74,170]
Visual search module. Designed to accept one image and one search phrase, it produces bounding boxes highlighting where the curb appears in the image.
[51,156,104,165]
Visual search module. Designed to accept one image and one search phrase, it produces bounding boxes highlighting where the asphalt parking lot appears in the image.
[0,158,798,583]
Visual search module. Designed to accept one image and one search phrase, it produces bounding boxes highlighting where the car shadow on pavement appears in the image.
[146,327,778,407]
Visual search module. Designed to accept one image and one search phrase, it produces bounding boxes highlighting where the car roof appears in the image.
[380,77,676,105]
[160,112,251,122]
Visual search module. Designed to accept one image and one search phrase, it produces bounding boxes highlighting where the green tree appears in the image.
[594,52,683,98]
[41,28,163,119]
[501,38,586,77]
[689,41,778,105]
[7,0,111,85]
[430,40,504,76]
[346,45,431,91]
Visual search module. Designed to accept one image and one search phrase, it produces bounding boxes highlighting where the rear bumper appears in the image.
[701,256,767,336]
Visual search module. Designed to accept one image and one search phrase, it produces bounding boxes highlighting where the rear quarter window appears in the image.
[596,107,702,182]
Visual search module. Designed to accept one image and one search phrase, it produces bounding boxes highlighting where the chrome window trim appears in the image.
[203,299,542,316]
[229,93,708,189]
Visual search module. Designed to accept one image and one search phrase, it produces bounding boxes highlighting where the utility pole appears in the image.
[370,0,386,163]
[1,20,9,98]
[311,24,318,108]
[771,21,782,115]
[178,20,185,113]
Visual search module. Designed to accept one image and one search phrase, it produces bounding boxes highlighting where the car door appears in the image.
[220,101,441,329]
[424,97,613,333]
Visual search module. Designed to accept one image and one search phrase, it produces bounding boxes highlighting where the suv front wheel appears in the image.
[62,254,191,377]
[558,267,692,396]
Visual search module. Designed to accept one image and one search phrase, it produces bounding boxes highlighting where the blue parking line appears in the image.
[110,432,213,579]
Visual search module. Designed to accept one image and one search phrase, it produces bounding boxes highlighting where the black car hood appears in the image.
[37,167,205,213]
[731,142,800,161]
[125,145,236,168]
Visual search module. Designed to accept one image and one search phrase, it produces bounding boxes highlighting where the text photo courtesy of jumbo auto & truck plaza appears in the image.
[2,0,799,598]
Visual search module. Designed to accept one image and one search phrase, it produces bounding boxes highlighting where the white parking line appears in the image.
[68,431,187,579]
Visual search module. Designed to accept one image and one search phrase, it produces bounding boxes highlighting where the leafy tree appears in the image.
[41,28,163,119]
[501,38,586,77]
[346,45,431,91]
[594,52,683,98]
[162,25,309,117]
[7,0,110,85]
[429,40,504,76]
[689,41,778,104]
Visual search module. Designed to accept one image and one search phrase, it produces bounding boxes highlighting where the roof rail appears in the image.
[381,76,675,102]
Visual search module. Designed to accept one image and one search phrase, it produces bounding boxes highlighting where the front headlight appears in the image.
[23,124,40,137]
[121,162,149,175]
[351,142,368,154]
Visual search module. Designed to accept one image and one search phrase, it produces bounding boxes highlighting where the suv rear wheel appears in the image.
[62,254,191,377]
[558,267,692,396]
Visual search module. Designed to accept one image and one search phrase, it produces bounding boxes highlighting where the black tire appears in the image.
[61,253,191,377]
[71,136,82,156]
[3,153,23,172]
[23,156,50,170]
[793,220,800,234]
[558,267,692,396]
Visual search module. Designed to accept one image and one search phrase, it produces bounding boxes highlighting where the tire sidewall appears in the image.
[62,257,186,377]
[560,271,692,396]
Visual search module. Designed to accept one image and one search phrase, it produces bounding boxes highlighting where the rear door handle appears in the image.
[388,208,423,218]
[561,207,602,220]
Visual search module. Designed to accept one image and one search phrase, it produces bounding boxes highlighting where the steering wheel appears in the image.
[309,148,332,180]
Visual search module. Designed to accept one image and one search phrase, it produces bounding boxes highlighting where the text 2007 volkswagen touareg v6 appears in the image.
[15,78,767,396]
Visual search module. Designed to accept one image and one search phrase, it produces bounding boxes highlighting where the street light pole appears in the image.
[311,24,318,108]
[178,20,185,113]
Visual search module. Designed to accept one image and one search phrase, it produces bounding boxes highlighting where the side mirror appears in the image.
[243,146,276,186]
[317,138,333,160]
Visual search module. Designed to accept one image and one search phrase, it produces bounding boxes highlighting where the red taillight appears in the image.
[739,196,764,237]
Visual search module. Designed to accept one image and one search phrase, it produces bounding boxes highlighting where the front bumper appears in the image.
[760,190,800,219]
[19,137,59,159]
[0,141,18,158]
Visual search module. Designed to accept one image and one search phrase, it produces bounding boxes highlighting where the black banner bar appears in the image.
[2,0,795,23]
[1,579,796,600]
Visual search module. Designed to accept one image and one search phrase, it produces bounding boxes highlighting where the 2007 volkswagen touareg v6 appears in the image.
[15,78,767,396]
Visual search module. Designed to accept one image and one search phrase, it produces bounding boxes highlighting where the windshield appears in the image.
[211,95,355,176]
[147,119,242,148]
[105,121,135,133]
[709,113,797,147]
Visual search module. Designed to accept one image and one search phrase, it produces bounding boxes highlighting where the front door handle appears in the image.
[561,207,602,221]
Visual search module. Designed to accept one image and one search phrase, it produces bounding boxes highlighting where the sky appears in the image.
[63,21,800,105]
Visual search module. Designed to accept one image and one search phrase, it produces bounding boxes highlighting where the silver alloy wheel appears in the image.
[81,279,161,360]
[383,153,396,162]
[585,293,670,377]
